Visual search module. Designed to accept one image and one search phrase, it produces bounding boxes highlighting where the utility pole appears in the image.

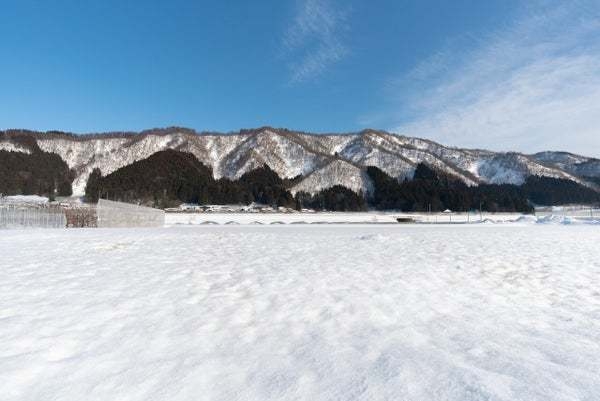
[479,201,483,222]
[428,203,431,224]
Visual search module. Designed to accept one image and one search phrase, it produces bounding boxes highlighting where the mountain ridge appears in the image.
[1,127,599,196]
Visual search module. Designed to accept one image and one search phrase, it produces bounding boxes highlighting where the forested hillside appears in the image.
[85,150,300,209]
[367,165,600,213]
[367,165,532,213]
[521,176,600,205]
[0,135,73,198]
[83,150,600,212]
[3,127,599,196]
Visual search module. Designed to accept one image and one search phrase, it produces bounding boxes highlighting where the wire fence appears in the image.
[415,211,523,224]
[1,198,164,229]
[0,203,66,229]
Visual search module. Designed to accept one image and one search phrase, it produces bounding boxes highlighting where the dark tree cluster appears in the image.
[0,141,73,199]
[85,150,298,208]
[237,166,295,207]
[472,183,533,213]
[367,164,487,211]
[367,164,600,212]
[84,168,103,203]
[296,186,367,212]
[521,176,600,205]
[586,176,600,185]
[368,164,533,212]
[88,150,220,208]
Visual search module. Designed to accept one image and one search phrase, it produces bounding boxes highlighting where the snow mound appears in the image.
[354,233,390,241]
[512,214,600,225]
[537,215,600,225]
[514,215,538,224]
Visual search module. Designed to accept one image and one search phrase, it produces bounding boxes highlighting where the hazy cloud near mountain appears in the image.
[390,1,600,157]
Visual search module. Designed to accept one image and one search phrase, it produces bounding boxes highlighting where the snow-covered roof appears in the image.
[0,195,49,204]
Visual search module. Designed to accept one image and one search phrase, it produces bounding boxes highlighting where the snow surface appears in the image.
[1,225,600,400]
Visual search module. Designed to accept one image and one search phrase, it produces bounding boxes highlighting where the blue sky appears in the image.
[1,0,599,156]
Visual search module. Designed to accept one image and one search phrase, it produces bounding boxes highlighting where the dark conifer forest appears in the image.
[367,165,533,213]
[0,135,73,199]
[295,186,367,212]
[87,150,299,209]
[521,175,600,206]
[582,176,600,186]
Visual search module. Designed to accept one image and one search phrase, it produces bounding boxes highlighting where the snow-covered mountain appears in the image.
[532,151,600,180]
[1,127,598,195]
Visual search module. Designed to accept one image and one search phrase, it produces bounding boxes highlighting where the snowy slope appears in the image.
[2,225,599,400]
[217,130,329,180]
[533,151,600,179]
[291,159,373,195]
[0,140,32,154]
[3,127,598,195]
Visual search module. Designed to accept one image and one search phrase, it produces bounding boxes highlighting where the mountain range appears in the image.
[1,127,599,196]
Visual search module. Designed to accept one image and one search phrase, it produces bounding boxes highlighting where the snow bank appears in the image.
[513,214,600,225]
[166,212,400,225]
[536,215,600,225]
[1,225,599,400]
[165,212,528,226]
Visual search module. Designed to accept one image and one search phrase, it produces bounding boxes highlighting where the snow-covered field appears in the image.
[1,225,599,400]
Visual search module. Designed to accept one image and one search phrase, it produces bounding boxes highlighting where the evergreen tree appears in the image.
[84,168,103,203]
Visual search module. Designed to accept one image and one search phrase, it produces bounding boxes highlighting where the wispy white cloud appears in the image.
[282,0,349,84]
[389,1,600,157]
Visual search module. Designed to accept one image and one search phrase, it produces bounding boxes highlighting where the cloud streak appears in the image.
[391,1,600,157]
[282,0,349,84]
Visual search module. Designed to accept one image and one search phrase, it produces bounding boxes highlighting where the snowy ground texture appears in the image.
[2,225,600,401]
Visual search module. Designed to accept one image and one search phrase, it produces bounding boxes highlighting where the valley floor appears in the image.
[1,225,599,400]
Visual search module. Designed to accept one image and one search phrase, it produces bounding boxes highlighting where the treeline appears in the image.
[367,165,600,213]
[0,135,73,198]
[367,165,533,213]
[583,176,600,186]
[296,186,367,212]
[522,176,600,205]
[84,150,600,212]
